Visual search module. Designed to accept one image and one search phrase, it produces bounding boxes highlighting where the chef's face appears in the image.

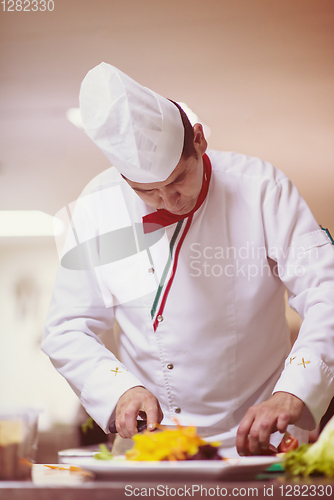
[125,124,207,215]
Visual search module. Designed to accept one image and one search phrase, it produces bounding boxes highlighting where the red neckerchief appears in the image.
[143,153,212,233]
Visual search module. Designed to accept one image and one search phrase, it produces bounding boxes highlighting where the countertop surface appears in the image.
[1,464,334,500]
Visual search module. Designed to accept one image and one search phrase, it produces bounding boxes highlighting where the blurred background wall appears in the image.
[0,0,333,435]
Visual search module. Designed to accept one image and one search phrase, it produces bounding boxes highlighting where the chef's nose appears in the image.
[159,188,180,211]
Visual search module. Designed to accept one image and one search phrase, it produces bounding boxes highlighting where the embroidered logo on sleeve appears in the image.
[297,358,311,368]
[111,367,122,376]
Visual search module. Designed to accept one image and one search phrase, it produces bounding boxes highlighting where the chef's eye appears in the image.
[135,188,156,194]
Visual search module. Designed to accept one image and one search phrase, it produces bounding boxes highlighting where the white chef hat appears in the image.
[79,62,184,183]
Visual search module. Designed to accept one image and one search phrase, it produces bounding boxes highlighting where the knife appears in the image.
[109,420,148,433]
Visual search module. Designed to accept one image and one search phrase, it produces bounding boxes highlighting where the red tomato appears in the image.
[277,432,299,453]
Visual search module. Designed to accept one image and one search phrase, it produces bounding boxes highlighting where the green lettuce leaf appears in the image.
[94,443,114,460]
[283,416,334,477]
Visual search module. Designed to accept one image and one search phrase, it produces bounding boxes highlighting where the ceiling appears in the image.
[1,0,333,230]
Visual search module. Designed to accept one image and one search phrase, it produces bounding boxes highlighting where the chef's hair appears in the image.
[169,100,197,160]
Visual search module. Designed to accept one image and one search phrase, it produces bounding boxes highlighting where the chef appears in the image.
[42,62,334,456]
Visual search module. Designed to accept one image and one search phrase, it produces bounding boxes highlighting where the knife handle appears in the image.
[109,420,148,434]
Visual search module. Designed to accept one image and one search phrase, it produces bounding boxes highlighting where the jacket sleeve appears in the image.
[262,176,334,429]
[42,188,145,433]
[42,264,144,432]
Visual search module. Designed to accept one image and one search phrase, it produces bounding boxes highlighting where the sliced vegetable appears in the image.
[278,432,299,453]
[44,465,83,472]
[94,443,114,460]
[124,423,221,461]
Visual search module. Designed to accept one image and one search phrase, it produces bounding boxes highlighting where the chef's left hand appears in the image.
[236,391,304,456]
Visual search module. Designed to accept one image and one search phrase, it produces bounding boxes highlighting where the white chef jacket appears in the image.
[42,149,334,451]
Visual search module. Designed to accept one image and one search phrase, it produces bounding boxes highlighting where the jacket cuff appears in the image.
[80,361,144,433]
[273,353,334,430]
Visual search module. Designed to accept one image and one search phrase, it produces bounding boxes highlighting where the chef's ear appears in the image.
[193,123,207,156]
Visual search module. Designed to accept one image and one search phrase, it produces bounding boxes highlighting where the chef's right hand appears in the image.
[115,386,163,438]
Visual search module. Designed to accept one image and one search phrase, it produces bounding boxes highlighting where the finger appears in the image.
[236,411,255,456]
[143,401,162,431]
[117,405,140,438]
[124,406,141,438]
[257,417,276,453]
[247,423,263,455]
[258,443,278,456]
[116,419,134,439]
[276,412,290,434]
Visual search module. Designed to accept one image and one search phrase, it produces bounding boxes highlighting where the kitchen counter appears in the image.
[1,464,334,500]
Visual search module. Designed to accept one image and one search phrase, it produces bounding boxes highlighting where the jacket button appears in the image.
[148,267,155,274]
[175,407,181,414]
[157,315,163,322]
[167,363,174,370]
